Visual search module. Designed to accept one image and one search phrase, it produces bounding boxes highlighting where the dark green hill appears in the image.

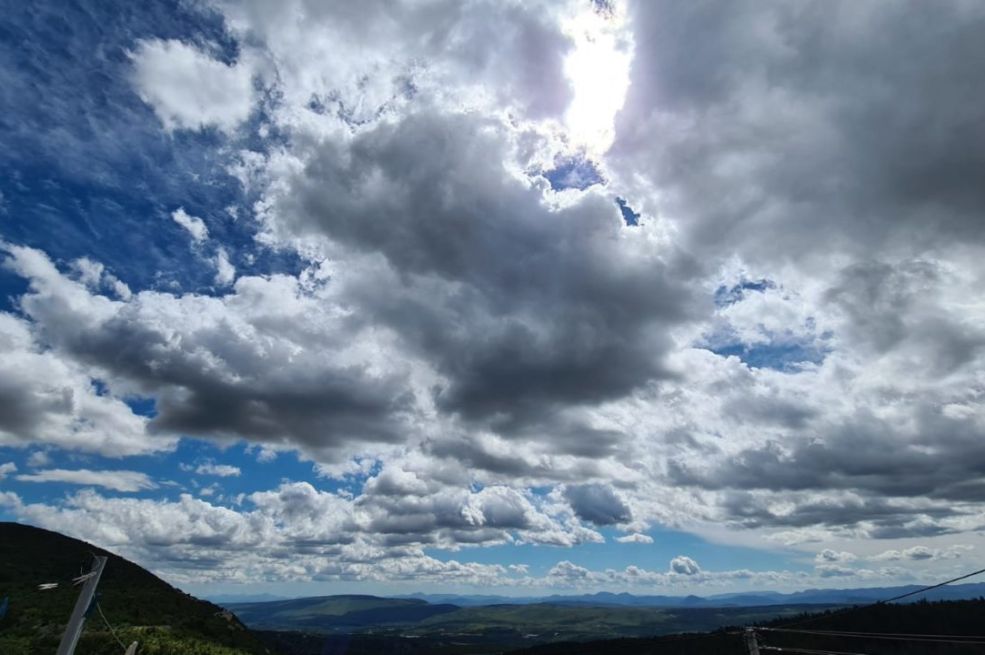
[0,522,275,655]
[508,598,985,655]
[227,595,459,631]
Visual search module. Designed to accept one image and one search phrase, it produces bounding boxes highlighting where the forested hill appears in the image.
[0,522,275,655]
[510,598,985,655]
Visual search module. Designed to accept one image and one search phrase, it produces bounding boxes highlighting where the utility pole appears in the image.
[56,555,107,655]
[744,627,760,655]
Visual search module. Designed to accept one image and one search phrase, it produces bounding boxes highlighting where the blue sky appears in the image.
[2,0,985,598]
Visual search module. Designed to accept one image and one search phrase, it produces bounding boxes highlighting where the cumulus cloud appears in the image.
[616,533,654,544]
[15,468,156,492]
[1,243,420,462]
[872,545,973,562]
[0,461,16,479]
[0,478,592,584]
[564,484,632,525]
[130,39,255,133]
[669,556,701,576]
[0,276,171,457]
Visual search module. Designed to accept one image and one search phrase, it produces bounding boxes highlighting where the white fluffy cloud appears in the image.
[131,39,255,133]
[872,545,973,562]
[171,208,209,243]
[669,556,701,576]
[616,533,654,544]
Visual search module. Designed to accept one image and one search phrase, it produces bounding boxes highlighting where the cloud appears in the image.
[213,247,236,286]
[15,468,156,492]
[616,533,654,544]
[0,280,171,457]
[217,0,574,123]
[669,556,701,576]
[255,447,278,463]
[1,243,419,462]
[0,477,593,583]
[816,565,856,579]
[815,549,856,564]
[260,110,696,438]
[613,0,985,265]
[0,462,15,479]
[565,484,632,525]
[872,545,973,562]
[130,39,255,133]
[171,208,209,243]
[26,452,51,467]
[4,0,985,589]
[195,463,241,478]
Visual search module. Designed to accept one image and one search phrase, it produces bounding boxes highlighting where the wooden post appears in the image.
[56,556,107,655]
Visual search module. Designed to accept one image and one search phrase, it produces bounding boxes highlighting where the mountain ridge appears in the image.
[254,581,985,609]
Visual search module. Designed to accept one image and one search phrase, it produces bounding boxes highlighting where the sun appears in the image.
[562,3,633,156]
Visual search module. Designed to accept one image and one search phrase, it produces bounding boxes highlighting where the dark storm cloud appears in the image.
[272,111,699,434]
[718,490,959,532]
[565,483,632,525]
[672,406,985,502]
[614,0,985,263]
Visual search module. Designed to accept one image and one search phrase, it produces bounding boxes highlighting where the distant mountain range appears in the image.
[391,582,985,608]
[210,580,985,614]
[225,588,985,654]
[210,593,292,604]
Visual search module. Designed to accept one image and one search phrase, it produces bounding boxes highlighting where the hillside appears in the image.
[509,599,985,655]
[227,595,460,631]
[0,522,275,655]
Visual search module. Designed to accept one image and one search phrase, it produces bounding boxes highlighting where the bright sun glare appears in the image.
[563,4,632,155]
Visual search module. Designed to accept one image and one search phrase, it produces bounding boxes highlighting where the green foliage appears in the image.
[0,523,274,655]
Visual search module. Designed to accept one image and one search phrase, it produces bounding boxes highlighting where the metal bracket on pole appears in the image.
[744,627,761,655]
[56,555,107,655]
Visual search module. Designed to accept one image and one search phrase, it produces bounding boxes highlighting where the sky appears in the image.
[2,0,985,599]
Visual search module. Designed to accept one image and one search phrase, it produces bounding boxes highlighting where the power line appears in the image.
[876,566,985,604]
[95,602,128,652]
